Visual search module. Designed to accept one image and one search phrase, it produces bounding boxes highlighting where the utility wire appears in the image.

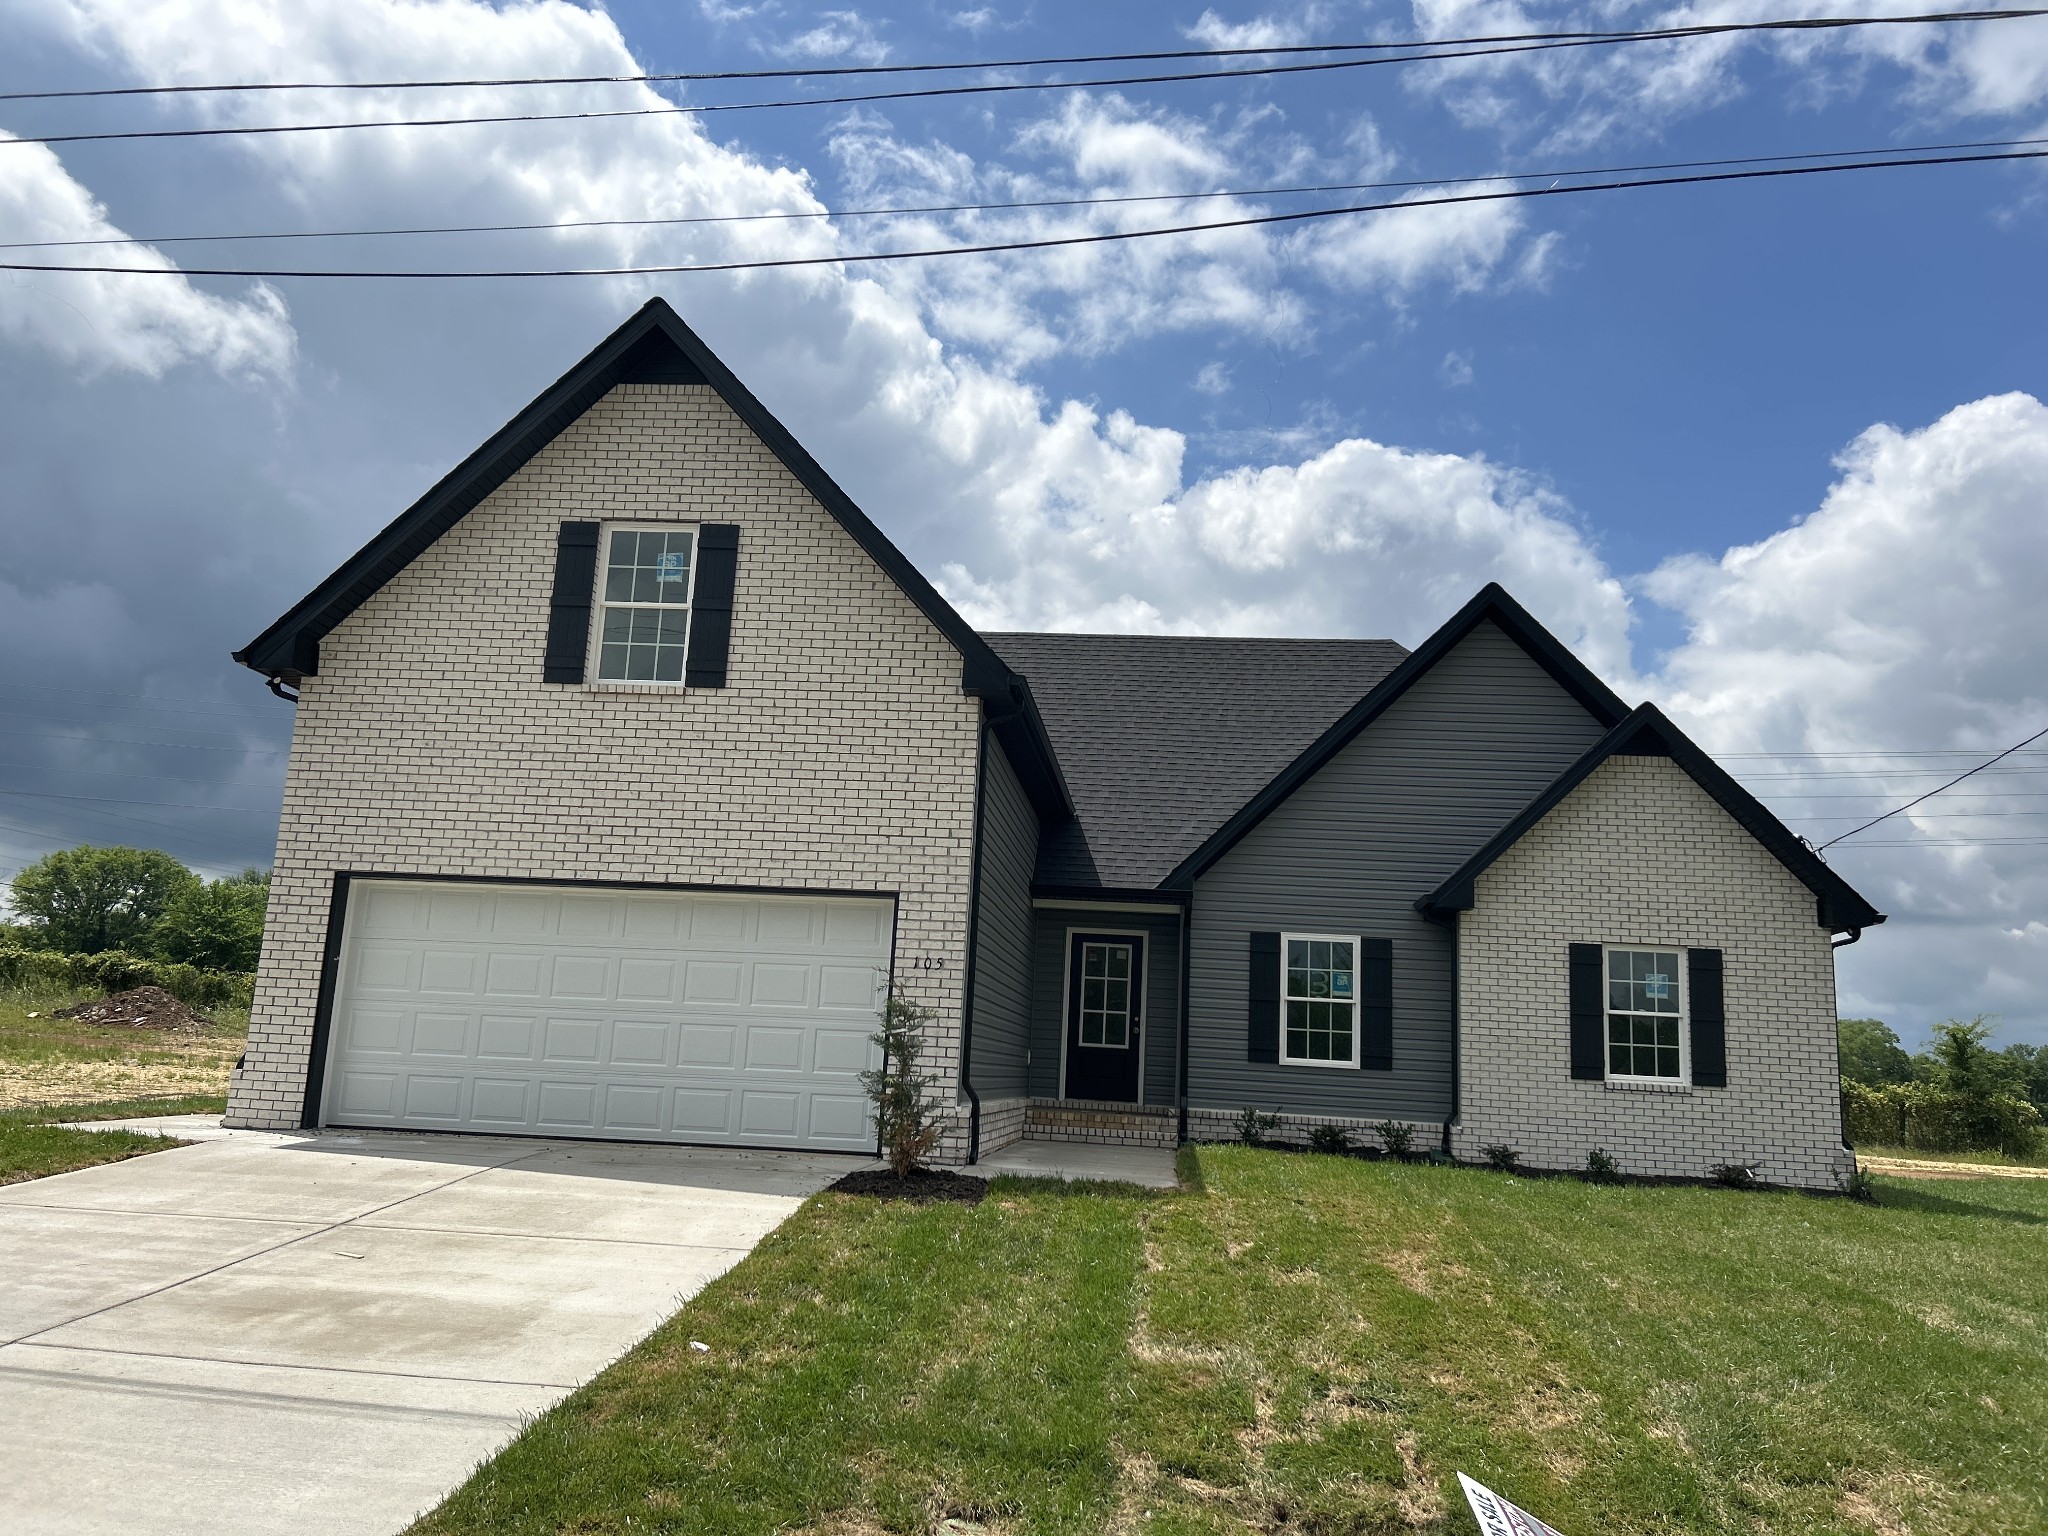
[4,9,2037,101]
[6,134,2042,252]
[6,13,2045,148]
[1817,723,2048,849]
[8,147,2043,279]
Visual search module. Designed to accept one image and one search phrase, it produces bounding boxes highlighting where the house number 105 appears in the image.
[907,956,946,970]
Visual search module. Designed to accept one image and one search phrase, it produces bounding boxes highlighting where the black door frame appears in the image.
[1061,929,1145,1104]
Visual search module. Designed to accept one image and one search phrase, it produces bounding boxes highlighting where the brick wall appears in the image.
[1451,755,1853,1191]
[230,384,983,1144]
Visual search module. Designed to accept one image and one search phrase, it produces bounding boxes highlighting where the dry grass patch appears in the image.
[0,988,246,1111]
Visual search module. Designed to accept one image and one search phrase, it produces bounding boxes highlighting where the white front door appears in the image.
[323,879,892,1151]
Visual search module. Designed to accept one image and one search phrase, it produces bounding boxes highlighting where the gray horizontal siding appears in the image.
[1028,906,1181,1106]
[967,733,1039,1099]
[1189,619,1609,1123]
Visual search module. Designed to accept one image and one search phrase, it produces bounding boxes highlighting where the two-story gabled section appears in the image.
[230,300,1882,1190]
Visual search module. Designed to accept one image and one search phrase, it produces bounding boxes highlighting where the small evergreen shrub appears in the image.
[1482,1144,1522,1174]
[1584,1147,1622,1184]
[1709,1162,1760,1190]
[1376,1120,1415,1161]
[859,994,948,1176]
[1838,1164,1878,1202]
[1236,1107,1282,1147]
[1308,1124,1353,1156]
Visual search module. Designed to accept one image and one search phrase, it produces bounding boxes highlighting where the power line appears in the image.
[7,12,2044,148]
[6,10,2036,104]
[0,725,286,755]
[0,787,277,813]
[7,133,2042,253]
[7,148,2042,280]
[0,761,281,786]
[1817,722,2048,850]
[0,681,273,714]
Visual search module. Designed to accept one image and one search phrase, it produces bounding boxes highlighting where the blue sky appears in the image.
[2,0,2046,1045]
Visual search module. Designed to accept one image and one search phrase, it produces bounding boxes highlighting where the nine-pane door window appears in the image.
[1078,941,1133,1047]
[1607,947,1684,1080]
[596,525,695,682]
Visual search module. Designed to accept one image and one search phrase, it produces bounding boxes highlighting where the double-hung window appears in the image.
[1606,947,1685,1081]
[594,524,695,683]
[1282,934,1360,1068]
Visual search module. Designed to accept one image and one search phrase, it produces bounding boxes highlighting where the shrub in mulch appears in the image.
[51,986,218,1034]
[828,1166,987,1205]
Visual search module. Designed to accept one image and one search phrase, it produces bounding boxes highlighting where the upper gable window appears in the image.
[594,525,695,684]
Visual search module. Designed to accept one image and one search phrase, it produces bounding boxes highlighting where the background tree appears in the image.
[8,845,199,955]
[153,869,270,972]
[1837,1018,1915,1085]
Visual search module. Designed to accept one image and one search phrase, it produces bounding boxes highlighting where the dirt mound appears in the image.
[828,1166,987,1205]
[54,986,217,1033]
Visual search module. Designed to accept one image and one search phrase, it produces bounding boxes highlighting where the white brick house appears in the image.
[228,300,1882,1190]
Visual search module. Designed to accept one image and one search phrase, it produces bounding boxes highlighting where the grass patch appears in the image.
[0,985,245,1111]
[413,1150,2048,1536]
[0,1094,220,1185]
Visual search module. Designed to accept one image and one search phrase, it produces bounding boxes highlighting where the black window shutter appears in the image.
[1248,931,1280,1063]
[1688,948,1727,1087]
[685,524,740,688]
[1568,943,1605,1081]
[1360,937,1393,1071]
[542,521,600,684]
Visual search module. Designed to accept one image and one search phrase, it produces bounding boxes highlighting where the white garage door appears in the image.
[322,879,892,1152]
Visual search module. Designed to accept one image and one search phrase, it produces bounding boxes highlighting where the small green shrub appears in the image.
[1482,1144,1522,1174]
[1585,1147,1622,1184]
[1839,1164,1878,1202]
[1709,1162,1760,1190]
[1236,1107,1282,1148]
[1376,1120,1415,1161]
[1307,1124,1352,1156]
[858,994,947,1176]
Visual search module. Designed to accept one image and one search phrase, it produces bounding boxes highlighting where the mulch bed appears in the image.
[829,1166,988,1205]
[52,987,217,1034]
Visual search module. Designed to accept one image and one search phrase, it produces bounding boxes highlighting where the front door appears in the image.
[1064,933,1143,1103]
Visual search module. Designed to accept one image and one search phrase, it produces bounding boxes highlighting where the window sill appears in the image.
[1602,1078,1693,1095]
[585,680,693,696]
[1278,1058,1362,1071]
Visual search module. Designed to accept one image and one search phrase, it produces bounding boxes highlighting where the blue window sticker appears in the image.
[656,551,689,583]
[1643,973,1670,1000]
[1332,972,1353,999]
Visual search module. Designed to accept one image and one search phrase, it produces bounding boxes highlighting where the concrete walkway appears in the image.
[975,1137,1179,1188]
[0,1124,856,1536]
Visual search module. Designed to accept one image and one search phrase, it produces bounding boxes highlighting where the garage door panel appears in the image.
[325,883,893,1151]
[477,1014,538,1060]
[617,958,677,1003]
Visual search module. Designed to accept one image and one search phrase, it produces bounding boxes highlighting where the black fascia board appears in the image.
[230,297,1072,819]
[1414,702,1886,933]
[1032,883,1191,906]
[1157,582,1632,890]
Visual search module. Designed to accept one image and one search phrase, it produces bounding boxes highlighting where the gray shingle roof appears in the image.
[981,632,1410,890]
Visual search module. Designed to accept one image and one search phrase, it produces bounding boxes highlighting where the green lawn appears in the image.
[0,1094,223,1185]
[412,1148,2048,1536]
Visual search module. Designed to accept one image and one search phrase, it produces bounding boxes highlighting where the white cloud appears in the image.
[773,8,888,64]
[1183,7,1330,50]
[1404,0,2048,148]
[1441,349,1474,386]
[0,134,294,379]
[1646,392,2048,1041]
[1193,360,1232,394]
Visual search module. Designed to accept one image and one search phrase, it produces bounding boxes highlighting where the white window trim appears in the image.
[587,521,699,690]
[1601,943,1691,1087]
[1279,930,1363,1071]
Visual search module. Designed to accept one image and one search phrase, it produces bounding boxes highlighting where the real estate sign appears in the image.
[1458,1473,1567,1536]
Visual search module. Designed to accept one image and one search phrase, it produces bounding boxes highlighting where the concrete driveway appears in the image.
[0,1122,856,1536]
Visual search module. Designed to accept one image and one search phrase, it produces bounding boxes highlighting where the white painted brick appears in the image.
[230,385,983,1156]
[1451,755,1854,1192]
